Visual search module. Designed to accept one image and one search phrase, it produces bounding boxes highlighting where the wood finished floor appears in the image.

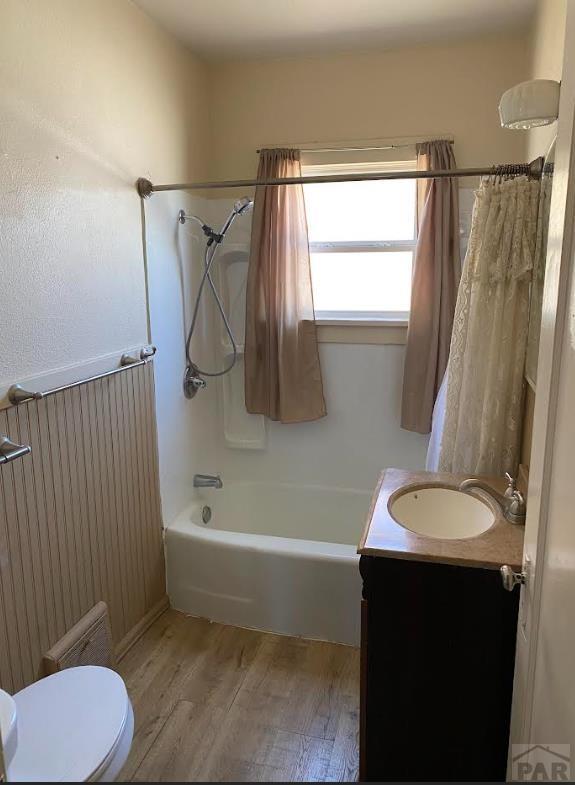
[118,610,360,782]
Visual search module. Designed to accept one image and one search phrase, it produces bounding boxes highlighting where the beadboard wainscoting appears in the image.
[0,360,167,693]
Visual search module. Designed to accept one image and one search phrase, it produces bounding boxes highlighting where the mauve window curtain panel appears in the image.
[401,140,461,434]
[244,148,326,423]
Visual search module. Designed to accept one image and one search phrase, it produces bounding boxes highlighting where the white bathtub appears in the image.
[165,481,371,646]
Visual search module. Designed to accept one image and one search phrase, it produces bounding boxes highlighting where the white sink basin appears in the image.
[390,486,495,540]
[0,688,18,770]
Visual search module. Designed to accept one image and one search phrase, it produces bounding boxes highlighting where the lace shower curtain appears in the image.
[437,176,540,475]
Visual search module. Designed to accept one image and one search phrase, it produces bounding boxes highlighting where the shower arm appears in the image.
[178,210,224,245]
[137,157,545,197]
[178,201,247,244]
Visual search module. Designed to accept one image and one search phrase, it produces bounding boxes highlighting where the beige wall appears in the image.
[0,0,210,387]
[208,33,529,180]
[527,0,567,159]
[519,0,567,471]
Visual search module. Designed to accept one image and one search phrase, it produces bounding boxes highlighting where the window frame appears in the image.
[302,159,417,325]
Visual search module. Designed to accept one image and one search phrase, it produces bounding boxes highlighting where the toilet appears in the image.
[6,666,134,782]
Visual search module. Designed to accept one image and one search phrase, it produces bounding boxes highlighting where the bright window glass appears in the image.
[303,163,416,319]
[310,252,413,315]
[304,179,416,243]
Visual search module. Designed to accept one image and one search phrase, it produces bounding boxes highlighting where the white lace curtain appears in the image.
[437,176,541,476]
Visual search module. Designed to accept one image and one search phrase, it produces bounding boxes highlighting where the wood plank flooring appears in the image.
[118,610,360,782]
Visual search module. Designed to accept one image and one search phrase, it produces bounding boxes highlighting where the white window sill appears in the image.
[315,317,408,328]
[315,317,408,345]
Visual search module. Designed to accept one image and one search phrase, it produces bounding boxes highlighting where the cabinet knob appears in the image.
[500,564,526,592]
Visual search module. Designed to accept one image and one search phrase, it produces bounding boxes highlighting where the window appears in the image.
[303,160,417,322]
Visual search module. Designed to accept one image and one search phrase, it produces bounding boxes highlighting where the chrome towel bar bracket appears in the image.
[8,385,43,405]
[0,435,31,465]
[7,346,156,406]
[139,346,156,360]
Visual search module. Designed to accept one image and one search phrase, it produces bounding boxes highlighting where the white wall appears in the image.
[527,0,567,159]
[0,0,210,391]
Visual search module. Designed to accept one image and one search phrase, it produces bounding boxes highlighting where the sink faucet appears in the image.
[458,473,525,524]
[193,473,223,489]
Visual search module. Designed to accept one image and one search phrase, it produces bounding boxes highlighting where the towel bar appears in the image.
[7,346,156,406]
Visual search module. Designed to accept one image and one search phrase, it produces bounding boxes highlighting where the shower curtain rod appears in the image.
[136,156,544,198]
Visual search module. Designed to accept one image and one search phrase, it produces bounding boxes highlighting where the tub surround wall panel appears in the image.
[145,192,220,524]
[219,343,429,491]
[0,362,166,694]
[197,199,430,494]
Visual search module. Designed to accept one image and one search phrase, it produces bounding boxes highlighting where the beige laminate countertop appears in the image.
[358,467,524,571]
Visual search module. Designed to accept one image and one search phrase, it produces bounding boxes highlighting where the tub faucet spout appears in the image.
[193,473,223,489]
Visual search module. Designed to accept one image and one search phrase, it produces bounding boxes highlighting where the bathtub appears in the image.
[165,481,371,646]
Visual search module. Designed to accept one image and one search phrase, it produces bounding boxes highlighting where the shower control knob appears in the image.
[183,367,207,399]
[500,565,526,592]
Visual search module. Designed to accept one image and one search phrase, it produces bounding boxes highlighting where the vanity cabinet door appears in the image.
[359,555,519,782]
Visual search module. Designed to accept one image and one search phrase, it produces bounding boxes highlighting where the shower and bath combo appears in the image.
[139,96,551,403]
[178,197,253,399]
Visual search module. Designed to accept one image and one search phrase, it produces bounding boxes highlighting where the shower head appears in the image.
[233,197,253,216]
[215,196,253,240]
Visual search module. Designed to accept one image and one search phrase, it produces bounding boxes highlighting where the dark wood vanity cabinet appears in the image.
[359,554,520,782]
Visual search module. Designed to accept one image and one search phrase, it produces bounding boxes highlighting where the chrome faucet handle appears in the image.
[509,489,525,512]
[505,488,526,524]
[504,472,517,498]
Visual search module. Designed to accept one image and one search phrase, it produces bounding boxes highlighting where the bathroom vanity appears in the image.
[358,468,524,782]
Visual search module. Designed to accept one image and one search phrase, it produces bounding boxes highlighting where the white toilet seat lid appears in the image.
[10,666,130,782]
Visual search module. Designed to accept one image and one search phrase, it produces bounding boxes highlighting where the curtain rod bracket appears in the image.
[136,178,153,199]
[529,156,545,179]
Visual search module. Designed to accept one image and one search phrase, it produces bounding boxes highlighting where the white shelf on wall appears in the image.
[215,247,266,450]
[221,353,266,450]
[216,247,249,351]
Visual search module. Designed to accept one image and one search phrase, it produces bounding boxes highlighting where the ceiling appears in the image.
[133,0,536,61]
